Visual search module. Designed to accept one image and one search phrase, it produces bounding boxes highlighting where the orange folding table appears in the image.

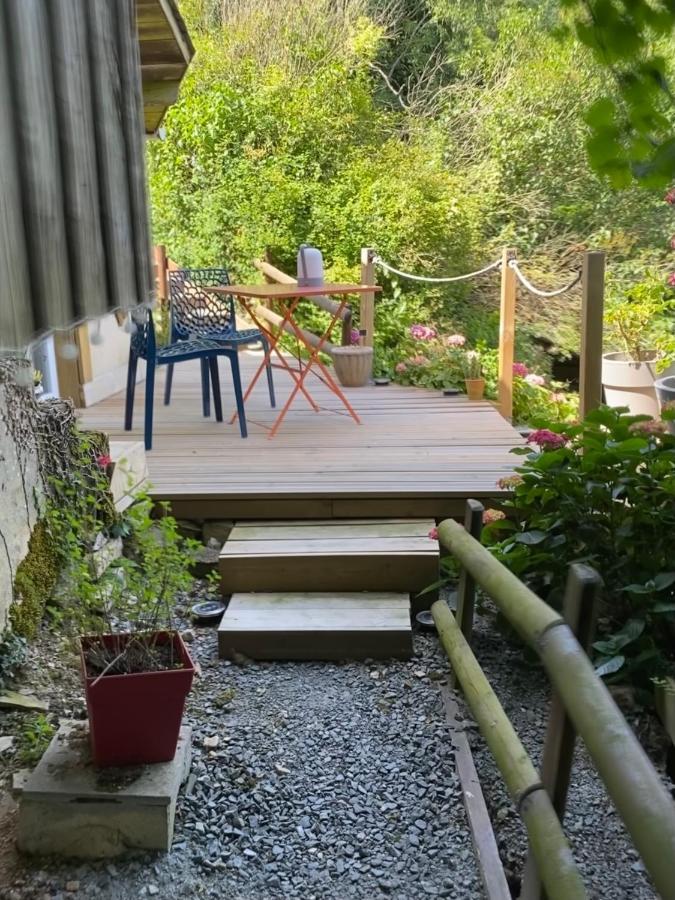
[207,282,380,438]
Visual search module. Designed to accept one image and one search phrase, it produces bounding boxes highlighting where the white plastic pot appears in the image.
[601,351,659,418]
[655,374,675,435]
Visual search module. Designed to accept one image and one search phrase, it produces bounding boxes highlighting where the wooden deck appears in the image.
[79,351,521,519]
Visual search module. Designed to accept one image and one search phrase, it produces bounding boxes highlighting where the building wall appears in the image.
[81,314,145,407]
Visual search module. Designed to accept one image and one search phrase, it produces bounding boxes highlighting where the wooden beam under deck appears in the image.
[78,352,521,519]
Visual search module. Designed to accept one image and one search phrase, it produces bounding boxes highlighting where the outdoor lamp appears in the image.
[297,245,324,286]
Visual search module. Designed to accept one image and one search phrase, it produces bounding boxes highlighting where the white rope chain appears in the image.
[508,259,582,297]
[373,255,502,283]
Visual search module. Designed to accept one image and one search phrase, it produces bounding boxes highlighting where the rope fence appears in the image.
[373,253,582,297]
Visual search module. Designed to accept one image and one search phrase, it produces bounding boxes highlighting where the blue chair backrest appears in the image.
[169,269,233,340]
[129,306,157,360]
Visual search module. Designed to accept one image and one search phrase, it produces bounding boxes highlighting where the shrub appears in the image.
[484,406,675,690]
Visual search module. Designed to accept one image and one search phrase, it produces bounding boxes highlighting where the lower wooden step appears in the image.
[218,592,413,661]
[219,519,439,599]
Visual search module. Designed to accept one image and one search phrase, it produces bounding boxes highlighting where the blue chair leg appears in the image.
[124,348,138,431]
[144,360,156,451]
[227,352,248,438]
[163,363,174,406]
[261,336,276,408]
[209,357,223,422]
[200,358,211,417]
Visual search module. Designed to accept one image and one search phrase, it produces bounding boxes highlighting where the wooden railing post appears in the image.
[360,248,376,347]
[456,499,484,644]
[579,251,605,418]
[153,244,168,305]
[520,564,601,900]
[497,247,517,421]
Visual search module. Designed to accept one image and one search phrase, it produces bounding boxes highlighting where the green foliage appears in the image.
[560,0,675,187]
[484,406,675,687]
[11,520,60,639]
[18,714,55,766]
[0,632,27,690]
[604,270,675,363]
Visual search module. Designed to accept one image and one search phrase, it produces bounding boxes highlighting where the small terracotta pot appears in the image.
[464,378,485,401]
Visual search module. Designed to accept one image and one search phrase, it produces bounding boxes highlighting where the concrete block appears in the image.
[17,722,192,858]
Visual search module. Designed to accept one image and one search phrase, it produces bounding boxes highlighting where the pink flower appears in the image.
[526,429,567,450]
[497,474,524,490]
[669,236,675,250]
[96,453,112,469]
[409,354,430,366]
[428,526,438,540]
[512,362,529,378]
[525,373,545,387]
[665,188,675,205]
[395,362,407,373]
[629,419,667,435]
[483,509,506,524]
[350,328,361,345]
[667,272,675,287]
[550,392,566,403]
[444,334,466,348]
[409,324,437,341]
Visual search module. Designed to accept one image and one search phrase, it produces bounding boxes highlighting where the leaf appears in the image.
[595,655,626,677]
[653,572,675,591]
[514,530,548,546]
[593,618,645,655]
[652,602,675,614]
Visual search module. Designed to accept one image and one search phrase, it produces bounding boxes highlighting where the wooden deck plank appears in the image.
[78,352,521,518]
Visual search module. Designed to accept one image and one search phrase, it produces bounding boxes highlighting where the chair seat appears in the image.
[184,327,264,346]
[156,337,232,362]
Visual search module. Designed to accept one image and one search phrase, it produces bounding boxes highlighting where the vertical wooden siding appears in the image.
[0,0,153,351]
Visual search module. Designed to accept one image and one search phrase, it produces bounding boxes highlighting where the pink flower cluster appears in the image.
[668,273,675,287]
[409,324,437,341]
[395,361,407,373]
[665,188,675,205]
[525,373,545,387]
[444,334,466,347]
[428,526,439,541]
[629,419,667,435]
[512,362,529,378]
[526,429,567,450]
[350,328,361,345]
[497,474,524,490]
[483,508,506,524]
[96,454,112,469]
[408,354,430,366]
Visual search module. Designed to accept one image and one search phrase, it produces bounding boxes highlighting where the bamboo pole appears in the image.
[154,245,168,304]
[437,518,675,900]
[360,248,376,348]
[497,247,517,421]
[579,251,605,417]
[253,304,335,354]
[431,600,587,900]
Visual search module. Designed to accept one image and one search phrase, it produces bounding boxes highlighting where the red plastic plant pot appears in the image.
[80,631,195,767]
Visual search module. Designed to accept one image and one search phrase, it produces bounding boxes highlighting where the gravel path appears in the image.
[0,601,672,900]
[0,625,481,900]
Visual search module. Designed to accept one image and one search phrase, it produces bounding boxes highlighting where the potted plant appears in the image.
[48,439,198,767]
[602,274,675,417]
[463,350,485,401]
[331,329,373,388]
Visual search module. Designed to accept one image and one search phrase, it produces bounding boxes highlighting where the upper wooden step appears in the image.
[219,518,439,596]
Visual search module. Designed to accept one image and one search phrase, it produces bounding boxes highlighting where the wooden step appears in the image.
[218,592,413,660]
[219,518,439,598]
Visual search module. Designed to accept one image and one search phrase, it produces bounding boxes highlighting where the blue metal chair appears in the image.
[124,307,247,450]
[163,268,275,415]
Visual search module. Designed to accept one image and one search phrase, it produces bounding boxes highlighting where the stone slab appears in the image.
[17,722,191,858]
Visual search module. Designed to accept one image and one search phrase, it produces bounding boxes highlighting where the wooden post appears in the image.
[455,500,484,644]
[497,247,517,421]
[520,564,601,900]
[154,244,168,305]
[579,251,605,418]
[360,248,376,348]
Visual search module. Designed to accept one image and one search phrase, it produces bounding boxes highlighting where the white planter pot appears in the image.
[655,375,675,435]
[601,351,659,418]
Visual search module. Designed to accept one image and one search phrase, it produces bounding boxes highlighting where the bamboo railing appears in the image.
[433,511,675,900]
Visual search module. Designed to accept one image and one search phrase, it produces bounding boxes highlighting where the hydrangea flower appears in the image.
[525,373,545,387]
[96,454,112,469]
[428,526,438,540]
[665,188,675,205]
[395,362,407,373]
[526,429,566,449]
[497,474,524,490]
[668,272,675,287]
[350,328,361,345]
[444,334,466,347]
[629,419,667,435]
[409,354,430,366]
[409,324,437,341]
[512,362,529,378]
[483,509,506,524]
